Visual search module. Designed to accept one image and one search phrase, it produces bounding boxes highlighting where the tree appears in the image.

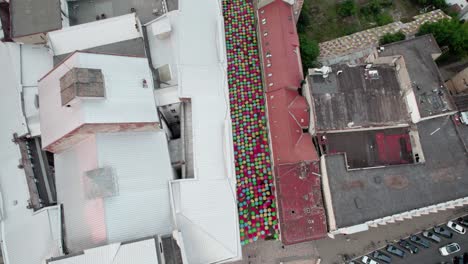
[418,19,468,57]
[337,0,357,17]
[299,33,320,73]
[379,31,405,45]
[412,0,447,9]
[297,1,311,34]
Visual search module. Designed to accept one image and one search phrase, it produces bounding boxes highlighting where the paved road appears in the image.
[234,206,468,264]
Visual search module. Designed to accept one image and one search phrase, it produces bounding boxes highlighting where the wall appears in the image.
[330,196,468,235]
[446,67,468,94]
[13,32,47,45]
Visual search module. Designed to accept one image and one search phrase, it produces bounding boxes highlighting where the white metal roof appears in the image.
[172,179,240,264]
[0,42,61,264]
[38,52,158,150]
[146,0,241,263]
[48,238,159,264]
[47,13,143,56]
[20,44,54,136]
[55,131,174,253]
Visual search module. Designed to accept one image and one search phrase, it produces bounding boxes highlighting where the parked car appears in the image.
[434,226,453,238]
[439,242,461,256]
[410,235,430,248]
[361,255,379,264]
[423,231,441,243]
[386,245,405,258]
[398,239,419,254]
[372,251,391,263]
[447,221,466,234]
[458,217,468,227]
[460,111,468,125]
[454,254,465,264]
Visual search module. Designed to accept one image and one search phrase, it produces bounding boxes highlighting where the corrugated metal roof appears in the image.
[0,42,61,264]
[48,238,159,264]
[55,131,174,253]
[38,52,159,151]
[146,0,241,261]
[173,179,240,264]
[47,13,142,56]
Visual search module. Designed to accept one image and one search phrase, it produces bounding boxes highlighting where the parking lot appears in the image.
[353,216,468,264]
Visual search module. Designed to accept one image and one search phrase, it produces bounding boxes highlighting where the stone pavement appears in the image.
[233,205,468,264]
[318,9,449,61]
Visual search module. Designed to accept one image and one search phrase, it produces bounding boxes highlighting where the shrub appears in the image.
[337,0,357,17]
[376,12,394,26]
[379,31,405,45]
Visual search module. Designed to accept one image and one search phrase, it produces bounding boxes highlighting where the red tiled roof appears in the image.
[259,0,303,92]
[276,163,327,244]
[258,0,328,244]
[267,88,318,164]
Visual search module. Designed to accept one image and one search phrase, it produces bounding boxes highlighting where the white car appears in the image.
[439,242,461,256]
[447,220,466,234]
[361,256,379,264]
[460,111,468,125]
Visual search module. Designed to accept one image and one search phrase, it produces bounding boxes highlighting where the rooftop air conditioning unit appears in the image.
[157,64,173,83]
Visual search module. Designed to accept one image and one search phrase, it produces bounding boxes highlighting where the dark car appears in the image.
[410,235,430,248]
[463,253,468,264]
[372,251,391,263]
[422,231,441,243]
[398,239,419,254]
[434,226,453,238]
[458,217,468,227]
[386,245,405,258]
[453,256,461,264]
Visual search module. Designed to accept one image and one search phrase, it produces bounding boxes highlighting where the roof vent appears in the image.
[60,67,105,106]
[309,66,332,78]
[84,167,119,199]
[368,70,380,80]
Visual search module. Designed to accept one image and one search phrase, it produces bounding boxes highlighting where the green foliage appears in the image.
[361,0,385,16]
[412,0,447,9]
[299,33,320,73]
[376,12,394,26]
[379,31,405,45]
[297,1,311,34]
[418,18,468,57]
[337,0,357,17]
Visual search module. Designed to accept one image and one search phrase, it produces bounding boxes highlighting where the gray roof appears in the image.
[325,116,468,228]
[380,35,455,117]
[67,0,178,25]
[53,38,146,65]
[309,64,409,131]
[11,0,62,38]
